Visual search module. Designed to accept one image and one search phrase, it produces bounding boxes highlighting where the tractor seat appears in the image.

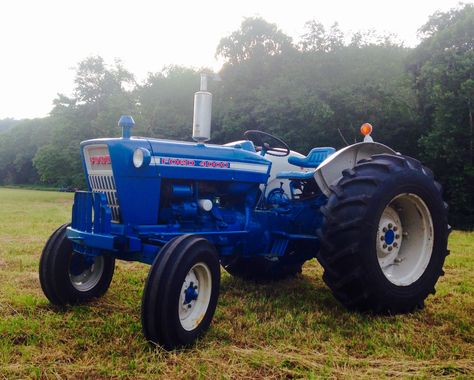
[276,147,335,180]
[288,147,335,168]
[276,170,315,180]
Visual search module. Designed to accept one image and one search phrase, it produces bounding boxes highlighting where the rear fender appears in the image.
[314,142,397,196]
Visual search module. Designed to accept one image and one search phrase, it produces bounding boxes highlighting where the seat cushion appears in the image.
[288,147,335,168]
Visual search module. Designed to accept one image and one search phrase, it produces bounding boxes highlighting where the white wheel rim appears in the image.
[69,254,105,292]
[376,193,434,286]
[179,262,212,331]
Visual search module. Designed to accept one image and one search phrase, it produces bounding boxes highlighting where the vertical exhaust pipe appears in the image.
[192,74,212,143]
[192,73,220,143]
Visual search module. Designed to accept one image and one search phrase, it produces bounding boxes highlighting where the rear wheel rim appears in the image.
[376,193,434,286]
[69,254,105,292]
[179,262,212,331]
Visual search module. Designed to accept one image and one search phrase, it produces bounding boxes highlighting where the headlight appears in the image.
[133,148,151,168]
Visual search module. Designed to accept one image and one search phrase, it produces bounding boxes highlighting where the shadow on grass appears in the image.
[219,271,342,313]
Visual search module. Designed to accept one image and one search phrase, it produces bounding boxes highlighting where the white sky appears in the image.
[0,0,467,119]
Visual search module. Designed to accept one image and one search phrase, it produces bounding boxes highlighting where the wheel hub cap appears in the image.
[183,281,199,306]
[376,193,434,286]
[377,207,403,264]
[68,254,105,292]
[384,229,395,245]
[178,263,212,331]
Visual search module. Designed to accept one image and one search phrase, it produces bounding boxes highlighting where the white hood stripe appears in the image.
[150,156,269,174]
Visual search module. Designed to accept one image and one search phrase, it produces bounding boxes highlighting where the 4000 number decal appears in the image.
[154,157,230,169]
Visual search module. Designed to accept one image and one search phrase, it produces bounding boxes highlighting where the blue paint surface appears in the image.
[385,229,395,245]
[69,119,333,267]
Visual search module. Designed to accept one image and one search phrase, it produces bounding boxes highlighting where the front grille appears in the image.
[88,174,120,222]
[83,144,120,223]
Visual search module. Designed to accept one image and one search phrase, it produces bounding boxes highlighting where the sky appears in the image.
[0,0,467,120]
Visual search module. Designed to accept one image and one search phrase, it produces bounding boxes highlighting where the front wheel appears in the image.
[39,224,115,305]
[317,154,449,314]
[141,235,220,349]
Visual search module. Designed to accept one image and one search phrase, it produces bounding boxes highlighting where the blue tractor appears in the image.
[39,75,449,349]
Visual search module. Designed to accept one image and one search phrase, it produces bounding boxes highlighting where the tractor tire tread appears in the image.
[141,235,220,349]
[39,224,115,306]
[316,154,449,314]
[39,223,69,305]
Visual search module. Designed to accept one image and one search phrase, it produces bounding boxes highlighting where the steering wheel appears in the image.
[244,130,290,157]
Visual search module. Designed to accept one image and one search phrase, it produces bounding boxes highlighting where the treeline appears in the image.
[0,5,472,227]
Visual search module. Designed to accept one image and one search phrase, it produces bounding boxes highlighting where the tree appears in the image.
[74,57,134,106]
[214,18,418,156]
[0,119,52,185]
[300,21,345,52]
[216,17,294,64]
[32,57,137,187]
[409,4,474,226]
[300,21,327,52]
[135,66,199,140]
[0,118,20,134]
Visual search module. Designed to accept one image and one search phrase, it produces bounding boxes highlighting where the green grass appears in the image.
[0,187,473,379]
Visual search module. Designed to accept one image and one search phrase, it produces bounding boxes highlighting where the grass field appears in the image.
[0,187,473,379]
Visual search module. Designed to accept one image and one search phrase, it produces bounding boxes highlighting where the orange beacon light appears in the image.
[360,123,374,142]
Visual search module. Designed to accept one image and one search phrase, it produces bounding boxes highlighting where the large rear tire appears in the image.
[39,224,115,305]
[317,154,449,314]
[141,235,220,349]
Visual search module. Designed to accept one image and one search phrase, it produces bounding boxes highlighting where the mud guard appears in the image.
[314,142,397,196]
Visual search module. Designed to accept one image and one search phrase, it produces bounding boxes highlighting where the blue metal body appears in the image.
[67,124,329,266]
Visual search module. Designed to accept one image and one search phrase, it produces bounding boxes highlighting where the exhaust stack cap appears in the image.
[119,115,135,139]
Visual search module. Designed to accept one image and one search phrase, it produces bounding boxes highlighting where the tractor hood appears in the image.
[81,137,271,181]
[79,137,271,225]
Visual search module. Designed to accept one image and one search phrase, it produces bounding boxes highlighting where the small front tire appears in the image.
[39,224,115,305]
[141,235,220,349]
